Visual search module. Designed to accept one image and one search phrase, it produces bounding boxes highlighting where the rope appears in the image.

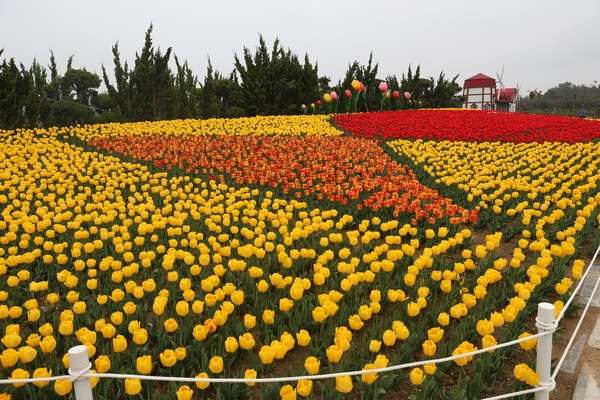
[68,362,93,382]
[535,317,557,332]
[0,329,556,385]
[551,255,600,379]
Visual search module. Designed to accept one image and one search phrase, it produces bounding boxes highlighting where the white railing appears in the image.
[2,246,599,400]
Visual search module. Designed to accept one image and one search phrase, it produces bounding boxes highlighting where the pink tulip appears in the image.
[404,92,411,100]
[379,82,388,93]
[330,91,338,101]
[392,91,400,99]
[345,89,352,99]
[360,83,365,93]
[301,104,306,110]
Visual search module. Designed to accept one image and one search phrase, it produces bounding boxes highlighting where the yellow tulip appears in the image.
[427,327,444,343]
[0,349,19,368]
[238,333,255,350]
[326,344,343,363]
[17,346,36,364]
[279,298,294,312]
[258,345,275,365]
[280,385,297,400]
[407,301,421,317]
[440,279,452,293]
[26,308,40,322]
[358,304,372,320]
[26,333,40,347]
[58,320,74,336]
[195,372,210,390]
[223,336,239,353]
[95,355,111,373]
[32,367,52,388]
[348,314,364,330]
[476,319,495,336]
[136,355,153,374]
[164,318,179,333]
[54,378,72,395]
[230,290,244,305]
[301,355,321,376]
[296,379,313,396]
[244,369,257,387]
[410,367,425,385]
[176,385,193,400]
[482,334,497,353]
[361,363,378,384]
[296,329,311,347]
[424,363,437,375]
[335,375,353,393]
[518,332,538,351]
[160,349,178,368]
[514,363,535,382]
[311,307,327,323]
[112,334,128,352]
[422,339,437,357]
[125,378,142,395]
[9,306,22,319]
[175,301,189,317]
[262,309,275,324]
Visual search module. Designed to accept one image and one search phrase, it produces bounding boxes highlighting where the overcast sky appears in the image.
[1,0,599,95]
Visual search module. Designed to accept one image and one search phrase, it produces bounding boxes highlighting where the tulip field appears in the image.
[0,109,599,399]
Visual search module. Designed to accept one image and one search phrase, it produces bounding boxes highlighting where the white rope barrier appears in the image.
[0,324,556,385]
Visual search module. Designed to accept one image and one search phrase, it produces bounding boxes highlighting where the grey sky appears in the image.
[1,0,599,95]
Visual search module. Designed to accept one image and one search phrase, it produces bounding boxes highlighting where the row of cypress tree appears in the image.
[0,25,464,129]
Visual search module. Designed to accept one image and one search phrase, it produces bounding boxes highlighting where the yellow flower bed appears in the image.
[0,121,596,399]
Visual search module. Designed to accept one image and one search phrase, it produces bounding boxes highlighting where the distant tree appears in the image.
[234,35,319,116]
[172,55,199,120]
[62,67,101,105]
[102,42,132,119]
[47,99,93,126]
[198,58,220,119]
[103,24,188,122]
[421,72,463,108]
[0,56,26,129]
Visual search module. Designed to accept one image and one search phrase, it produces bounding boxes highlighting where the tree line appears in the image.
[0,25,465,129]
[519,81,600,117]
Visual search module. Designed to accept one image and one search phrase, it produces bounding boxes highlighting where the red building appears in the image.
[462,73,518,111]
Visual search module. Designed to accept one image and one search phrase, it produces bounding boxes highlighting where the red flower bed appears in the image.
[333,110,600,142]
[89,135,477,225]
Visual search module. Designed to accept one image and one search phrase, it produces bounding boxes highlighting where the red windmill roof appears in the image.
[464,73,496,88]
[496,88,517,102]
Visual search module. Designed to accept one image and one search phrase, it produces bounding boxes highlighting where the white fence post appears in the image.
[535,302,555,400]
[69,345,94,400]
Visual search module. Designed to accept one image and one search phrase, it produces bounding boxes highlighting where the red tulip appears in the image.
[345,89,352,99]
[392,91,400,99]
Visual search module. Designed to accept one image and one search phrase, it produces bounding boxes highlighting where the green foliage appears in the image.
[234,35,320,116]
[520,81,600,117]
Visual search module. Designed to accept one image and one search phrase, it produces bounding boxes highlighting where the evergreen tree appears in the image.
[234,35,319,116]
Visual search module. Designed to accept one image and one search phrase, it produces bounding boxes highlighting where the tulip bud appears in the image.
[335,375,353,393]
[125,378,142,395]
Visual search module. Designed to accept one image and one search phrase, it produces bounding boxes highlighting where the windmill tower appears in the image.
[495,66,519,112]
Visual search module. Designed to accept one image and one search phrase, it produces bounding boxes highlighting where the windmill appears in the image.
[496,65,505,102]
